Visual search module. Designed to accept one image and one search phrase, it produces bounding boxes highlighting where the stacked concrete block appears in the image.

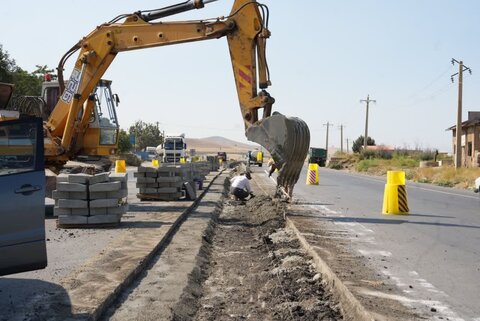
[135,165,185,201]
[52,172,128,226]
[135,161,219,201]
[205,156,220,171]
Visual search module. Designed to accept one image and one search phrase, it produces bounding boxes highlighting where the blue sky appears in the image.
[1,1,479,152]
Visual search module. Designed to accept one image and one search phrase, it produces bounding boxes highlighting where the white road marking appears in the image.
[412,186,479,199]
[358,289,465,321]
[286,178,471,321]
[358,249,392,257]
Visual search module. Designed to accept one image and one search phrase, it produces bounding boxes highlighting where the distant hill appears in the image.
[185,136,259,154]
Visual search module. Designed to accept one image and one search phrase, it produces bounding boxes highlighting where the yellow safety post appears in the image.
[115,160,126,173]
[152,159,159,167]
[382,171,409,215]
[306,163,319,185]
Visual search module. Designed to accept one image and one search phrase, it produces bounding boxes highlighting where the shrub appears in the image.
[360,150,376,160]
[356,159,378,172]
[392,149,410,158]
[328,163,344,170]
[416,150,435,161]
[360,149,392,160]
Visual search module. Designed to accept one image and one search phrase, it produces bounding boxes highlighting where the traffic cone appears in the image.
[115,160,126,173]
[306,163,319,185]
[382,171,409,214]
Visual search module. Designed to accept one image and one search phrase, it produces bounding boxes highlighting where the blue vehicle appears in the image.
[0,117,47,275]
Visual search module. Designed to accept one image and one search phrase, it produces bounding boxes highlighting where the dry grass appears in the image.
[412,167,480,189]
[334,154,480,190]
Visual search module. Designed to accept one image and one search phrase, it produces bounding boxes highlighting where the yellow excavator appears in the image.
[14,0,311,197]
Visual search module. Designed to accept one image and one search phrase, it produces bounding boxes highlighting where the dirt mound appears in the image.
[245,195,288,225]
[174,195,342,320]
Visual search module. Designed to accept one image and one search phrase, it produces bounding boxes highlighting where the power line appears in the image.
[406,65,454,101]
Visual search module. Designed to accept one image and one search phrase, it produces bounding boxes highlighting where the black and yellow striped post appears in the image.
[306,163,319,185]
[382,171,409,215]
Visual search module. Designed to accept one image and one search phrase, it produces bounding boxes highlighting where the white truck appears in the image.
[157,134,187,163]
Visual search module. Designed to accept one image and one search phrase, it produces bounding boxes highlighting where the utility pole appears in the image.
[323,122,333,157]
[338,124,345,153]
[451,59,472,169]
[360,95,376,151]
[346,138,350,154]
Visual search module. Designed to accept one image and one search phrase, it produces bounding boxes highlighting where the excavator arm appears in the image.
[45,0,310,197]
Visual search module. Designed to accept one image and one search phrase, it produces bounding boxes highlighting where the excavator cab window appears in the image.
[92,80,119,146]
[42,85,61,118]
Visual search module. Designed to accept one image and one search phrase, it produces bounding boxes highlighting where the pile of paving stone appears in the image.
[52,172,128,226]
[135,165,194,201]
[135,162,217,201]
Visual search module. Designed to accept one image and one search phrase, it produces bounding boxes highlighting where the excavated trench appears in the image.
[172,194,343,321]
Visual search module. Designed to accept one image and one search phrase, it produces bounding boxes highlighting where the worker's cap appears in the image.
[245,172,252,179]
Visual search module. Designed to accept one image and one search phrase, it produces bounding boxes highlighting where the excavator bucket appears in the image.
[246,112,310,198]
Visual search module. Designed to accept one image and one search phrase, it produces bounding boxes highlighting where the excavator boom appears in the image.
[45,0,310,197]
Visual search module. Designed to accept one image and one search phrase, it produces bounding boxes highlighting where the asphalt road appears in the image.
[293,167,480,321]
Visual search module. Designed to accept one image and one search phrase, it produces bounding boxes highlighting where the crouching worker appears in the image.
[230,172,255,201]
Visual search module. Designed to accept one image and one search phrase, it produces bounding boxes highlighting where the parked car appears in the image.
[0,117,47,276]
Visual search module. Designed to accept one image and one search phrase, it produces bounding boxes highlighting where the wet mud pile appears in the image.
[174,195,343,321]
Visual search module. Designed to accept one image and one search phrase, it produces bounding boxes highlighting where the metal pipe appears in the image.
[141,0,218,22]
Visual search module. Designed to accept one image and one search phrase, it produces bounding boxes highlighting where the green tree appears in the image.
[117,129,132,153]
[352,135,375,153]
[0,44,44,95]
[0,44,16,83]
[12,68,42,95]
[128,120,163,151]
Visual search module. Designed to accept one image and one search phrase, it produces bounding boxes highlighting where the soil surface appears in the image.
[174,195,343,321]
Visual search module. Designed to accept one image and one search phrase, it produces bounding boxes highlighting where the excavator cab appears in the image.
[80,79,119,156]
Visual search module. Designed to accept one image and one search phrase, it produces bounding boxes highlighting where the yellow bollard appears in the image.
[180,157,186,164]
[115,160,126,173]
[257,151,263,163]
[382,171,409,214]
[152,159,159,167]
[306,163,319,185]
